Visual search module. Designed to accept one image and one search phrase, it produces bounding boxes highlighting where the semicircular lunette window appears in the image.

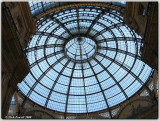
[18,5,153,114]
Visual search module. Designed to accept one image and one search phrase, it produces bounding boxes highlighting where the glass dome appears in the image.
[65,37,97,63]
[18,4,153,114]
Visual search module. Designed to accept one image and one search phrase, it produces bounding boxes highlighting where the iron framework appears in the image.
[18,3,153,119]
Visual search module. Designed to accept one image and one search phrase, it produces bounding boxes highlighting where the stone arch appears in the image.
[115,96,155,119]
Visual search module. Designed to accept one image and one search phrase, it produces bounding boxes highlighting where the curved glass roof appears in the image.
[18,4,153,114]
[28,2,126,17]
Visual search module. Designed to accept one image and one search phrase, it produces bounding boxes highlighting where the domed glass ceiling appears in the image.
[18,3,153,114]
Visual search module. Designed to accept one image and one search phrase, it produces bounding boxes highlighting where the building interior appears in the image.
[2,1,158,119]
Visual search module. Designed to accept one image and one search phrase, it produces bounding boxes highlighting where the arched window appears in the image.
[7,96,16,116]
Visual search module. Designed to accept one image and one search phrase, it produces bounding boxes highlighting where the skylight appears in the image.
[18,3,152,116]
